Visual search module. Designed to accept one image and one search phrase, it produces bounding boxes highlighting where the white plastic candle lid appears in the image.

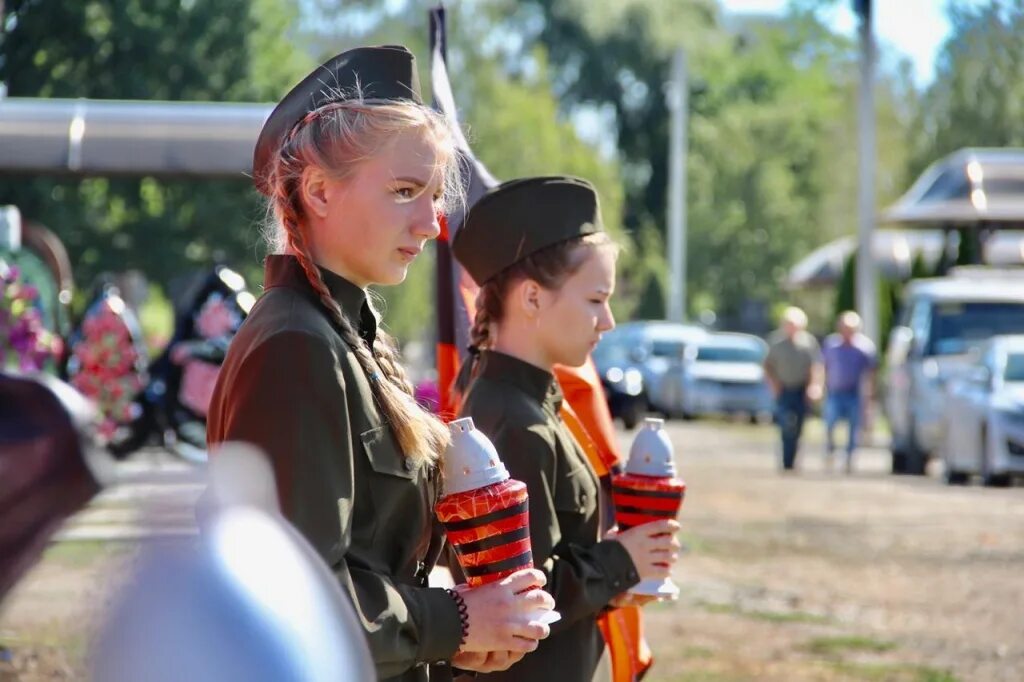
[441,417,510,495]
[625,417,677,477]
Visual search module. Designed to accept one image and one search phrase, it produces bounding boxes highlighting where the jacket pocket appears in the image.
[554,463,594,515]
[360,425,416,479]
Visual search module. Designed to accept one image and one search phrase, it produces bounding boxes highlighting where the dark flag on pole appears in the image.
[429,5,497,419]
[427,6,625,473]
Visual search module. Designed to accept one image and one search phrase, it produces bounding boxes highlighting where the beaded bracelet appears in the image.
[445,587,470,647]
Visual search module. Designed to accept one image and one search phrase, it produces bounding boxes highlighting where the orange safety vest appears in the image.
[556,368,653,682]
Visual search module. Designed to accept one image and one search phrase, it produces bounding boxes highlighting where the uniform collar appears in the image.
[263,254,378,345]
[477,350,563,413]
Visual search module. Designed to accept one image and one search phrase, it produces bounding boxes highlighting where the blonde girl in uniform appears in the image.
[207,46,552,681]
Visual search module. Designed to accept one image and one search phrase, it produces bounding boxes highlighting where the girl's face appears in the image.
[535,247,617,368]
[306,127,445,287]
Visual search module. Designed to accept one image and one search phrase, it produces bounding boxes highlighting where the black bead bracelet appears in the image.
[445,587,470,647]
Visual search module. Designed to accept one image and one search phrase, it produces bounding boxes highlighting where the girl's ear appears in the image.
[517,278,544,319]
[299,166,331,219]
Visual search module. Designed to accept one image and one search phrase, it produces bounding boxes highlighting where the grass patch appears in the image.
[807,635,896,657]
[42,540,123,567]
[749,610,829,624]
[697,601,830,624]
[914,669,960,682]
[1,627,88,658]
[678,531,710,554]
[830,661,959,682]
[681,645,715,660]
[668,671,747,682]
[698,602,737,615]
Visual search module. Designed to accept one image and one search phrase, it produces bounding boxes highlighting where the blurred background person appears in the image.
[764,307,823,472]
[822,311,877,474]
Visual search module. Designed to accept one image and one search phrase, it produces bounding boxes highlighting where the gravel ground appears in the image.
[640,418,1023,682]
[2,418,1022,682]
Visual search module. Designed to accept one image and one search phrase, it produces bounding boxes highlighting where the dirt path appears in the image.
[2,421,1021,681]
[641,419,1024,682]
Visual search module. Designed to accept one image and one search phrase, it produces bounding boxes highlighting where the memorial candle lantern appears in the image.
[612,417,686,600]
[436,417,559,623]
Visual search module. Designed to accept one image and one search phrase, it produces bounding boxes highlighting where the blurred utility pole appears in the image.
[1,0,6,98]
[855,0,879,344]
[666,48,688,323]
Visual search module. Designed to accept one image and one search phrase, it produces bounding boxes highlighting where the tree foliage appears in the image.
[909,0,1024,178]
[0,0,311,300]
[0,0,946,343]
[508,1,915,325]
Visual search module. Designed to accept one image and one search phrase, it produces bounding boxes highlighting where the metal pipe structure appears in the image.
[0,98,271,177]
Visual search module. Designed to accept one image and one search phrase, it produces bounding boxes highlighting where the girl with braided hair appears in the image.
[451,177,680,682]
[206,47,552,681]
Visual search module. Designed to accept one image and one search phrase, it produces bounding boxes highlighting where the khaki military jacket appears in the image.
[458,351,640,682]
[207,255,462,681]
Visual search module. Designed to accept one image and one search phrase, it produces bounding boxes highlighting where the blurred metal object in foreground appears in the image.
[92,443,374,682]
[0,371,106,601]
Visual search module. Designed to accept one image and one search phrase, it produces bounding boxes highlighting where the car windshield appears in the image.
[695,345,764,363]
[929,302,1024,356]
[1005,353,1024,382]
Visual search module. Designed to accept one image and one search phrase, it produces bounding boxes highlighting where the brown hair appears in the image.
[263,94,461,464]
[455,232,617,393]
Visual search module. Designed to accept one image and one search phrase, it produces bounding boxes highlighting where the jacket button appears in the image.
[405,459,415,472]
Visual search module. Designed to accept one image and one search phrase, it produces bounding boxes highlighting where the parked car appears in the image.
[592,329,647,429]
[592,321,707,428]
[654,332,772,421]
[885,272,1024,475]
[940,335,1024,486]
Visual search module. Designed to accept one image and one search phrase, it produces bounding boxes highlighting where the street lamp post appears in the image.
[666,48,688,323]
[855,0,879,344]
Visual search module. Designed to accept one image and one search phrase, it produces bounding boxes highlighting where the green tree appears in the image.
[835,251,857,321]
[509,1,915,325]
[909,1,1024,177]
[0,0,310,298]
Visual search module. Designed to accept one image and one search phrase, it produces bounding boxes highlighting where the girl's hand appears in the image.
[457,569,555,653]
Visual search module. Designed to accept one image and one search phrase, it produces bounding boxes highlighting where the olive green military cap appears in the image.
[453,176,604,285]
[253,45,422,196]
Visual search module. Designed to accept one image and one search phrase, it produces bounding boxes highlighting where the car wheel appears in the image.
[891,448,907,474]
[940,431,968,485]
[980,425,1011,488]
[944,469,969,485]
[903,418,929,476]
[621,400,643,431]
[618,395,643,428]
